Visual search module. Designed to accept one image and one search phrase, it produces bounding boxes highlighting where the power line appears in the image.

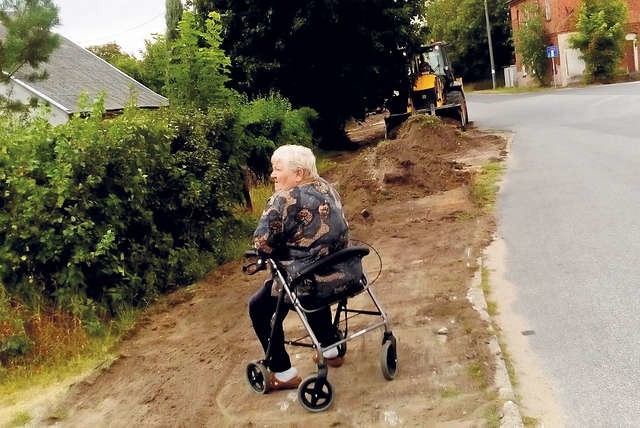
[75,12,164,46]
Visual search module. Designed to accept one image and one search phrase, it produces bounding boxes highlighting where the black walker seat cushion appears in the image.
[287,246,370,309]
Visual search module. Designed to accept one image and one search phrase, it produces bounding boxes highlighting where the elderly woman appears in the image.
[249,144,350,391]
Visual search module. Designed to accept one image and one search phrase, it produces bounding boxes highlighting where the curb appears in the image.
[467,130,523,427]
[468,261,524,428]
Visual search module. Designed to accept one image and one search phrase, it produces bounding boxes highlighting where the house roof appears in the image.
[1,26,168,113]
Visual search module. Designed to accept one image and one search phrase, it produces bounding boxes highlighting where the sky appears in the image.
[52,0,168,57]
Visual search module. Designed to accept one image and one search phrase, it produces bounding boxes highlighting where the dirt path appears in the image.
[16,116,511,427]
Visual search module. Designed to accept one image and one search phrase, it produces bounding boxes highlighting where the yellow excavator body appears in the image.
[385,42,468,137]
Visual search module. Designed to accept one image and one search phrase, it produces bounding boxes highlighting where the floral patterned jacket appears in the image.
[253,177,350,293]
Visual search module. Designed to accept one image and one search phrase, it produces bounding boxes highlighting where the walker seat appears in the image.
[287,246,370,309]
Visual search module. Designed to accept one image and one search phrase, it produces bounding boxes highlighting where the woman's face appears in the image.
[271,159,300,191]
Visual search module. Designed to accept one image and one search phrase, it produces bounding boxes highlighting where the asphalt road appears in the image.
[467,82,640,427]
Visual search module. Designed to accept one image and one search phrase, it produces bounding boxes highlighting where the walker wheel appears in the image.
[297,375,334,412]
[380,336,398,380]
[246,361,269,394]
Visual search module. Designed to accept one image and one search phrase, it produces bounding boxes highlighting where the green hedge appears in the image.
[0,93,315,323]
[0,104,239,315]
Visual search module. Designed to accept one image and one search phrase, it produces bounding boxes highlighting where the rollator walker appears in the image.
[243,245,397,412]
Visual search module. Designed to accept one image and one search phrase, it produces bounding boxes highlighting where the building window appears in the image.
[545,0,552,21]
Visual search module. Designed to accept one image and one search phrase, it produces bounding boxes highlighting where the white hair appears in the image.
[271,145,319,179]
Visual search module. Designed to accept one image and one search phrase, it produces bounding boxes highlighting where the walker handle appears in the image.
[243,250,267,275]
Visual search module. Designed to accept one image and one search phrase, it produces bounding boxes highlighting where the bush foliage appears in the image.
[1,103,224,315]
[0,94,314,326]
[570,0,629,82]
[0,0,316,373]
[514,4,548,85]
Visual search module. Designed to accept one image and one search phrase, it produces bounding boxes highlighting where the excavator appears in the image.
[384,41,468,138]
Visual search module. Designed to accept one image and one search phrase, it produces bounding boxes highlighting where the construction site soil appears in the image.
[4,114,510,427]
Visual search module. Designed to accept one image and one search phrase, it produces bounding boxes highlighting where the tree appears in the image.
[139,36,170,95]
[165,10,231,109]
[165,0,183,42]
[570,0,628,83]
[0,0,60,101]
[189,0,428,148]
[514,3,548,85]
[88,42,145,83]
[185,0,215,29]
[425,0,513,85]
[87,38,169,97]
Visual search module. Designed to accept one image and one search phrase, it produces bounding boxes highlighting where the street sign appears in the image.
[547,46,559,87]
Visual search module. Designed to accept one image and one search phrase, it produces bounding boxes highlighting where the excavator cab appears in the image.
[411,49,445,113]
[384,42,468,138]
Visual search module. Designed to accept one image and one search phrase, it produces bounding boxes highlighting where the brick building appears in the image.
[508,0,640,86]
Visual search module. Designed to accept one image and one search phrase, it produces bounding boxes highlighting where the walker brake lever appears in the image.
[243,257,266,275]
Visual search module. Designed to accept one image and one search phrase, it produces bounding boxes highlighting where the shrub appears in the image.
[0,82,317,373]
[514,3,548,85]
[570,0,629,83]
[0,333,33,361]
[232,93,318,179]
[0,101,241,316]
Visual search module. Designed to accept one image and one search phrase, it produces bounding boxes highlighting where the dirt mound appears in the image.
[337,118,473,218]
[337,115,505,227]
[15,117,509,427]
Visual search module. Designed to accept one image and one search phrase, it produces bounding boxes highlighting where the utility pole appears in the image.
[484,0,496,89]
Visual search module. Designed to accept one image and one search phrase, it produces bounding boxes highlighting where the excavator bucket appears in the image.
[384,112,410,139]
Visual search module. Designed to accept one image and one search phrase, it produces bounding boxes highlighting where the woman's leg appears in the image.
[306,306,339,349]
[248,280,292,372]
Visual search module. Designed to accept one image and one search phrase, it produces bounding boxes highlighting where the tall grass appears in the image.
[0,304,131,398]
[316,156,338,175]
[225,181,274,260]
[248,182,274,221]
[471,161,504,211]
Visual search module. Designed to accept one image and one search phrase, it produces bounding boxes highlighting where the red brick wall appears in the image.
[629,0,640,22]
[546,0,580,34]
[509,0,640,81]
[511,0,640,34]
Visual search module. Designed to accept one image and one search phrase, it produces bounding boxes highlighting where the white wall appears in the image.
[1,80,70,125]
[558,32,585,86]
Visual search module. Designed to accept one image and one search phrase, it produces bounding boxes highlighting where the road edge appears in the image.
[467,130,524,427]
[468,258,524,428]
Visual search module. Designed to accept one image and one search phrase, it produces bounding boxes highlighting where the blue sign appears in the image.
[546,46,558,58]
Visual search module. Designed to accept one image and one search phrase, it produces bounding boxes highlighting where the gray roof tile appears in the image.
[2,26,168,112]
